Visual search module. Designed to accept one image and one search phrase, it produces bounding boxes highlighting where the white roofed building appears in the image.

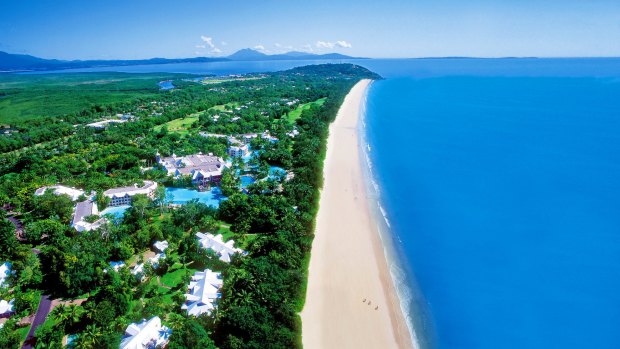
[153,241,169,253]
[0,262,11,288]
[71,200,106,232]
[34,185,85,201]
[156,153,226,184]
[120,316,171,349]
[181,269,223,317]
[196,232,244,263]
[0,299,14,318]
[103,181,158,206]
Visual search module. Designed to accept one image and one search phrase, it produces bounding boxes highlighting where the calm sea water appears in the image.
[32,58,620,348]
[364,59,620,349]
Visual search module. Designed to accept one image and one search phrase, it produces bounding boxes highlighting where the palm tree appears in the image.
[50,305,71,328]
[76,324,102,349]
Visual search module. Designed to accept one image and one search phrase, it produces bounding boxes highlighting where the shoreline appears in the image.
[301,79,418,349]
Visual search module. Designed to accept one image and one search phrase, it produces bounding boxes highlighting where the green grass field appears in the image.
[0,72,192,125]
[287,97,327,123]
[153,102,238,135]
[153,114,201,136]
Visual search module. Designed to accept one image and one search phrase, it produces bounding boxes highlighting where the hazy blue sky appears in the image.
[1,0,619,59]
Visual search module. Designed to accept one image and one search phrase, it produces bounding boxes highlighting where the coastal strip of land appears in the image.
[301,79,416,349]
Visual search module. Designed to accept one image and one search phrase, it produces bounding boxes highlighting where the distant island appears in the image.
[0,49,365,72]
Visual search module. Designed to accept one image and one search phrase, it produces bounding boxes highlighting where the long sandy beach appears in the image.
[301,79,415,349]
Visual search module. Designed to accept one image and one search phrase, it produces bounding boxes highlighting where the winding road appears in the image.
[21,295,52,349]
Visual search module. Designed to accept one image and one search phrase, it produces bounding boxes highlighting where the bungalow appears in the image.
[181,269,223,317]
[109,261,126,272]
[156,153,225,184]
[153,241,169,253]
[0,262,11,288]
[120,316,171,349]
[34,185,85,201]
[103,181,158,206]
[0,299,14,318]
[196,232,244,263]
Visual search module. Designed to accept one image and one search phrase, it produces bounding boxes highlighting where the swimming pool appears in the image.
[165,187,225,207]
[100,205,131,218]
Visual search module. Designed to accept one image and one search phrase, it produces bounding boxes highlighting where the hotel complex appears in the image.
[103,181,158,206]
[157,153,226,184]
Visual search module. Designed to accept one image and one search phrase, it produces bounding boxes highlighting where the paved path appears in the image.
[21,295,52,349]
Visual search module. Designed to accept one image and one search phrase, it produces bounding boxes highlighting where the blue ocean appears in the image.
[32,58,620,348]
[363,59,620,349]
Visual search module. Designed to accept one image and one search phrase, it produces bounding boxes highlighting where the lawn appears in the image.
[287,97,327,123]
[153,114,201,135]
[160,267,194,289]
[152,102,238,135]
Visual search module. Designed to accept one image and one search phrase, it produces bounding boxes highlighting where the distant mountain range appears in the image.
[0,49,363,72]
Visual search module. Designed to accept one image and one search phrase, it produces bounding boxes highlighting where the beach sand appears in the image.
[301,79,415,349]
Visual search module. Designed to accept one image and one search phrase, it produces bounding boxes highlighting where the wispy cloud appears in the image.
[201,36,216,49]
[198,35,222,55]
[316,40,352,49]
[253,45,267,52]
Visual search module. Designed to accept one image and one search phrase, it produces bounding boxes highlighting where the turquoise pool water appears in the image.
[165,187,225,207]
[240,175,256,188]
[100,205,130,218]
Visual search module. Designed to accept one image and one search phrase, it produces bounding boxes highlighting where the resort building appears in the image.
[103,181,158,206]
[0,262,11,288]
[153,240,169,253]
[71,199,106,232]
[86,119,127,129]
[196,232,244,263]
[0,299,14,318]
[228,144,249,158]
[132,253,165,280]
[181,269,223,317]
[34,185,85,201]
[240,133,259,144]
[109,261,126,272]
[156,153,226,184]
[120,316,171,349]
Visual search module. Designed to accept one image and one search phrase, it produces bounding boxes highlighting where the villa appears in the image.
[0,262,11,288]
[156,153,226,184]
[120,316,171,349]
[228,144,249,158]
[196,232,244,263]
[34,185,85,201]
[181,269,223,317]
[132,253,165,280]
[0,299,14,318]
[109,261,126,272]
[153,240,169,253]
[103,181,158,206]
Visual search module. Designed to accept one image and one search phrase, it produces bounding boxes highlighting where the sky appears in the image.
[1,0,619,59]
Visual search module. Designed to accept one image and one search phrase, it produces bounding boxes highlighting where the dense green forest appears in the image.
[0,64,380,348]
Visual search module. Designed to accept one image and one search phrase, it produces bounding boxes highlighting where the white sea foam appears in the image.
[359,81,425,349]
